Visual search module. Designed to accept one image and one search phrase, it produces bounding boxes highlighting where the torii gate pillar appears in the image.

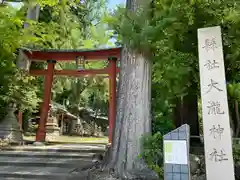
[36,60,56,142]
[108,57,117,144]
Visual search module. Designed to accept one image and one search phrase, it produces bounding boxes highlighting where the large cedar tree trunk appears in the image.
[109,42,158,179]
[108,1,158,178]
[91,1,158,179]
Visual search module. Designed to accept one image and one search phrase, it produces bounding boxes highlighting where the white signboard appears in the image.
[198,26,234,180]
[164,140,188,165]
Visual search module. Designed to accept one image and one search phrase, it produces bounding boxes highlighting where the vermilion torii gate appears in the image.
[17,47,121,143]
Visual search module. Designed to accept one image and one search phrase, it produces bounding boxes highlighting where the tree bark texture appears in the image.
[108,1,158,178]
[109,45,158,179]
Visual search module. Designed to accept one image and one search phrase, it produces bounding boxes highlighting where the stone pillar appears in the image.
[45,116,60,142]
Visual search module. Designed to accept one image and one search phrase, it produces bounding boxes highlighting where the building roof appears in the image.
[51,101,67,112]
[51,101,78,120]
[84,107,108,121]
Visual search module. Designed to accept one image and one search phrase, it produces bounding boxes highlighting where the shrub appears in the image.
[233,145,240,165]
[141,132,164,178]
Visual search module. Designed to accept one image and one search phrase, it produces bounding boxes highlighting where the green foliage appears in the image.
[5,71,40,111]
[109,0,240,94]
[108,1,240,139]
[141,132,164,179]
[107,1,240,175]
[152,81,174,134]
[82,76,109,114]
[0,0,111,122]
[43,0,110,116]
[227,82,240,136]
[228,83,240,102]
[54,72,109,116]
[233,145,240,165]
[0,4,41,115]
[48,0,110,116]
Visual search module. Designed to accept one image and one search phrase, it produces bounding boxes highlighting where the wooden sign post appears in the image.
[197,26,235,180]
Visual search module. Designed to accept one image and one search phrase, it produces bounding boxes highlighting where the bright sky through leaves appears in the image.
[10,0,125,9]
[109,0,125,8]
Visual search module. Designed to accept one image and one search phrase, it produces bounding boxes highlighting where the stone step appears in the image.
[32,141,107,145]
[1,179,83,180]
[0,150,95,159]
[1,178,61,180]
[1,177,44,180]
[0,156,93,168]
[2,144,106,154]
[0,144,105,179]
[0,166,87,179]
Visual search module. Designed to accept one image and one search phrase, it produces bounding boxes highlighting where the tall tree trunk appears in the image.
[89,0,158,179]
[108,1,158,179]
[109,45,158,179]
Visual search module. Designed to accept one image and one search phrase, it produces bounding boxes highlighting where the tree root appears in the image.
[68,144,159,180]
[87,168,118,180]
[87,167,159,180]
